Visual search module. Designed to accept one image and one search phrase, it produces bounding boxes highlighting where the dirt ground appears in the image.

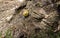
[0,0,60,38]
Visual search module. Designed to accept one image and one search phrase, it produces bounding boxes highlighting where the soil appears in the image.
[0,0,60,38]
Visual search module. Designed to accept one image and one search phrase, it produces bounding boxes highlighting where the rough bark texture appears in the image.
[0,0,60,38]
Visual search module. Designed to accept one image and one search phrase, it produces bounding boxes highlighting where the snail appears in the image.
[23,9,29,17]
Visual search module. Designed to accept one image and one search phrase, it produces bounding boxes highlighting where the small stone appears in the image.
[6,15,13,22]
[18,0,26,3]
